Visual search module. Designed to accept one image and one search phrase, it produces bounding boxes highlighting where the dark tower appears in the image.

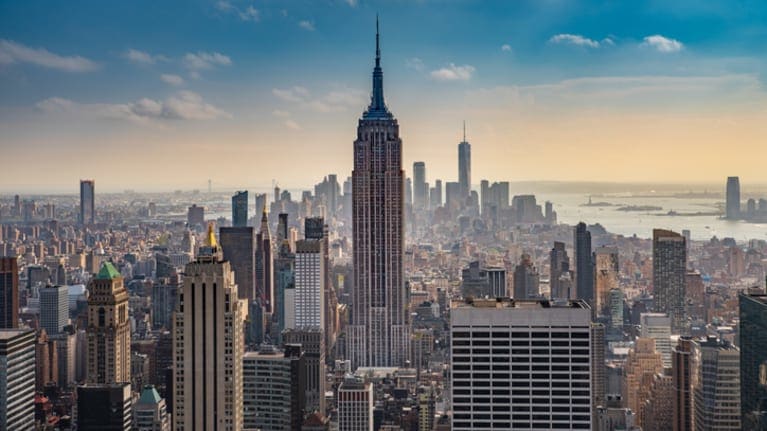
[574,222,594,307]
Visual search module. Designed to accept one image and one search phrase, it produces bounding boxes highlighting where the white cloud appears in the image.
[642,35,683,53]
[430,63,475,81]
[284,119,301,130]
[216,1,260,21]
[405,57,425,72]
[501,44,512,52]
[0,39,97,72]
[549,34,601,48]
[161,74,185,86]
[183,52,232,71]
[299,20,315,31]
[123,48,168,64]
[272,86,366,112]
[344,0,358,6]
[36,91,229,124]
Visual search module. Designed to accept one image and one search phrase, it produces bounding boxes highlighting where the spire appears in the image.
[363,15,392,120]
[463,120,466,142]
[205,222,218,248]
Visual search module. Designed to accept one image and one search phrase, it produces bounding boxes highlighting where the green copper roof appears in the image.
[138,386,162,405]
[96,262,121,279]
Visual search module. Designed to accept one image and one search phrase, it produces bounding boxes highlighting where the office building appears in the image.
[549,242,571,300]
[458,122,471,199]
[653,229,687,334]
[739,292,767,429]
[460,261,506,298]
[220,226,256,301]
[594,247,619,316]
[76,383,132,430]
[256,210,275,312]
[295,239,325,329]
[0,329,35,430]
[87,262,131,384]
[338,376,374,431]
[0,257,18,329]
[640,312,673,368]
[672,336,694,431]
[430,179,443,208]
[608,289,624,329]
[151,278,178,330]
[283,328,326,414]
[243,344,305,431]
[186,204,204,228]
[80,179,95,225]
[574,222,594,307]
[35,330,58,390]
[172,225,246,431]
[451,298,592,430]
[693,338,741,430]
[413,162,427,209]
[725,176,741,219]
[133,385,170,431]
[40,284,68,336]
[232,190,248,227]
[349,20,410,368]
[512,253,540,299]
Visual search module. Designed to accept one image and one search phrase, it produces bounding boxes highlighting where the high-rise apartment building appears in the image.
[725,176,741,219]
[232,190,248,227]
[0,329,35,430]
[458,123,471,199]
[451,298,592,430]
[693,338,741,430]
[80,179,95,225]
[338,377,374,431]
[219,226,256,301]
[574,222,594,307]
[172,226,246,431]
[87,262,131,384]
[594,247,619,316]
[0,257,18,329]
[40,284,68,336]
[653,229,687,334]
[349,20,410,369]
[739,292,767,429]
[243,344,305,431]
[294,239,325,329]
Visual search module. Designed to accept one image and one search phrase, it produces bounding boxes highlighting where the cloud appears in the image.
[183,52,232,71]
[123,48,168,65]
[272,86,366,112]
[272,109,291,118]
[549,34,601,48]
[344,0,358,6]
[501,44,512,52]
[161,74,184,86]
[36,91,229,124]
[299,20,315,31]
[642,35,683,53]
[216,1,260,21]
[405,57,425,72]
[430,63,475,81]
[0,39,97,72]
[284,119,301,130]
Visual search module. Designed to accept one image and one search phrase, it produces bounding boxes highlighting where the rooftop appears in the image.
[96,261,121,280]
[454,297,589,310]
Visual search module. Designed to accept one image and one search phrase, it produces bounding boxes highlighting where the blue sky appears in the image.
[2,0,767,192]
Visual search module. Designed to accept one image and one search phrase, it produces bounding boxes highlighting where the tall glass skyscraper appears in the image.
[653,229,687,334]
[232,190,248,227]
[349,19,410,368]
[458,124,471,199]
[574,222,594,307]
[79,179,95,225]
[726,176,741,219]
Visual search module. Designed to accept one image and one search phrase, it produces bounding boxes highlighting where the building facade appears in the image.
[232,190,248,227]
[739,292,767,429]
[40,284,68,336]
[87,262,131,384]
[653,229,687,334]
[693,338,741,430]
[0,257,18,329]
[338,377,374,431]
[219,226,256,302]
[574,222,594,306]
[80,179,95,225]
[243,344,305,431]
[0,329,35,430]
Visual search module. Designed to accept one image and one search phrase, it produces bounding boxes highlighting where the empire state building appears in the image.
[349,19,410,368]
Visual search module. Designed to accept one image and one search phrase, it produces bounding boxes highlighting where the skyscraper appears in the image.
[413,161,427,210]
[430,179,442,208]
[458,122,471,199]
[40,284,68,336]
[76,383,133,430]
[574,222,594,306]
[594,247,619,316]
[0,329,35,430]
[256,210,275,313]
[653,229,687,334]
[450,298,593,430]
[725,176,741,219]
[173,225,246,430]
[0,257,18,329]
[349,19,409,368]
[693,338,741,430]
[338,377,374,431]
[80,179,95,225]
[232,190,248,227]
[739,292,767,429]
[512,253,540,299]
[294,239,325,329]
[219,226,256,301]
[87,262,131,384]
[243,344,305,431]
[549,241,571,300]
[672,336,694,431]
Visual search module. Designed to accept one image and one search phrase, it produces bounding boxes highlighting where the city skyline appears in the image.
[3,1,767,191]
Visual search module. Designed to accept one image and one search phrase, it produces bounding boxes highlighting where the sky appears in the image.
[2,0,767,193]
